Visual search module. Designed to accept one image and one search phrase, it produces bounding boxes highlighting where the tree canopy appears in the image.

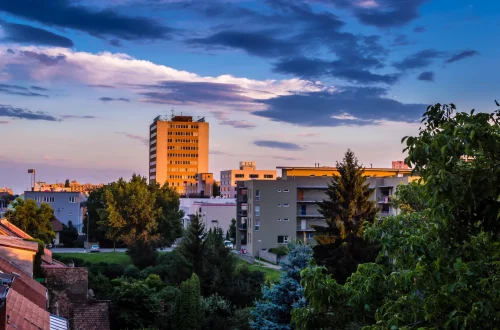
[6,198,55,243]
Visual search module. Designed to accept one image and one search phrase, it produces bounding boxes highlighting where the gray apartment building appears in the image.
[24,191,87,232]
[236,174,413,256]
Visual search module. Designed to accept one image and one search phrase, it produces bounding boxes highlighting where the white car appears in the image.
[90,245,100,253]
[224,240,234,249]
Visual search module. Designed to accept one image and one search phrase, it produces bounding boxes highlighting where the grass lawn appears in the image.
[249,263,281,282]
[53,252,132,267]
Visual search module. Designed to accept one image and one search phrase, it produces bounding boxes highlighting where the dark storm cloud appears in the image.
[0,0,173,40]
[138,81,252,105]
[98,97,130,102]
[417,71,434,81]
[0,20,74,47]
[0,83,49,97]
[273,57,399,84]
[392,35,411,46]
[445,50,479,64]
[393,49,446,70]
[0,104,59,121]
[20,51,66,66]
[254,140,304,151]
[254,87,426,127]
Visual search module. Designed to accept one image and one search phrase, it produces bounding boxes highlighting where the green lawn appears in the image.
[249,263,281,282]
[53,252,132,266]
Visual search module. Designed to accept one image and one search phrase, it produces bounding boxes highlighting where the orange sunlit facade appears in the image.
[149,115,209,196]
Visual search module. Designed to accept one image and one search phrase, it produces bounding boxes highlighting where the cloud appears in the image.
[391,35,411,46]
[0,20,74,47]
[30,85,49,91]
[0,46,325,105]
[220,120,256,128]
[393,49,446,70]
[210,150,234,156]
[0,0,173,40]
[60,115,97,119]
[0,120,10,124]
[20,50,66,66]
[6,48,15,54]
[297,132,317,137]
[417,71,434,81]
[99,97,130,102]
[115,132,149,145]
[0,104,59,121]
[445,50,479,64]
[270,155,301,161]
[254,140,304,151]
[0,83,49,97]
[413,26,426,33]
[88,84,116,88]
[273,57,399,84]
[254,87,427,126]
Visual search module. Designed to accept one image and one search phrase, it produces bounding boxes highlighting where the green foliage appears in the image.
[156,286,180,329]
[229,218,236,242]
[147,251,192,286]
[230,307,253,330]
[178,213,206,275]
[227,263,265,308]
[123,265,141,279]
[313,149,379,284]
[201,227,234,296]
[390,181,427,214]
[83,187,108,243]
[30,238,45,278]
[60,221,78,247]
[212,181,221,197]
[293,102,500,329]
[64,179,70,188]
[200,294,233,330]
[89,273,113,299]
[127,240,158,269]
[6,198,55,243]
[268,245,289,257]
[174,273,202,330]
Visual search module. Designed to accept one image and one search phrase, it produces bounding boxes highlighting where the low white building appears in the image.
[180,198,236,234]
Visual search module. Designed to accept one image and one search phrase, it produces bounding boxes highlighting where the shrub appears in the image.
[104,263,124,279]
[123,265,141,279]
[268,245,289,257]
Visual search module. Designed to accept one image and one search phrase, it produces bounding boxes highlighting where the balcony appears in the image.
[239,223,247,230]
[378,195,391,204]
[238,195,248,203]
[297,212,323,218]
[379,211,391,216]
[297,197,317,203]
[296,226,315,232]
[239,210,248,217]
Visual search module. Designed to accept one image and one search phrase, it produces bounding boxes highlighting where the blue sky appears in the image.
[0,0,497,193]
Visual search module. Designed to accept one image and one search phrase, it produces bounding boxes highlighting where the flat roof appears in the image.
[277,166,412,172]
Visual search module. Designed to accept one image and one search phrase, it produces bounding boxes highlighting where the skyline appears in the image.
[1,0,498,193]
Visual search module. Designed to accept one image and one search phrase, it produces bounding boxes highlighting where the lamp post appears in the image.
[258,240,262,265]
[85,211,89,251]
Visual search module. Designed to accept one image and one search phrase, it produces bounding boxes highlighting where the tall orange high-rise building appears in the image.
[149,115,209,196]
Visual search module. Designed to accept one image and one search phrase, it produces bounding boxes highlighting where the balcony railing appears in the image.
[378,196,391,203]
[238,196,248,203]
[239,224,247,230]
[239,211,248,217]
[296,226,315,232]
[297,212,323,217]
[297,197,317,203]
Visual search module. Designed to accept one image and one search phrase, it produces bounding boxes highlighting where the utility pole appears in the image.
[86,211,90,251]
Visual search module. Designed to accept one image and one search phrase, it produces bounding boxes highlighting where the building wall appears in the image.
[45,267,88,319]
[220,167,276,198]
[280,167,414,179]
[150,117,209,196]
[24,191,86,231]
[0,246,36,276]
[180,198,235,233]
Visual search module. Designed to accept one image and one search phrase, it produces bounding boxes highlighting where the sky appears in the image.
[0,0,498,193]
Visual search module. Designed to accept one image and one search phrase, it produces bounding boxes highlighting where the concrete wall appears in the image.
[24,191,86,231]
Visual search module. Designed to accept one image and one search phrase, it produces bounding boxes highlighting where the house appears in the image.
[51,219,63,246]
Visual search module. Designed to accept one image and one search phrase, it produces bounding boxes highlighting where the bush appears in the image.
[123,265,141,279]
[151,252,192,286]
[104,263,124,279]
[127,241,158,269]
[268,245,289,257]
[72,240,84,248]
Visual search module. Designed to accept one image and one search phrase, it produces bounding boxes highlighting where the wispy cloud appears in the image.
[61,115,97,119]
[99,97,130,102]
[445,50,479,64]
[254,140,304,151]
[297,132,318,137]
[0,104,59,121]
[0,120,10,124]
[0,83,49,97]
[115,132,148,145]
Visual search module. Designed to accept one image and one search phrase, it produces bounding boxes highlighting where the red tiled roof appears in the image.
[0,236,39,252]
[6,289,50,330]
[51,219,63,232]
[0,255,47,309]
[73,301,111,330]
[0,219,33,239]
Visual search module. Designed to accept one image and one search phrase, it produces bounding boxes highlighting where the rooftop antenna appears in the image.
[171,108,174,119]
[370,163,373,168]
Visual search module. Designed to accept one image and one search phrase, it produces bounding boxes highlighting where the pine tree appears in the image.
[174,273,201,330]
[312,149,379,284]
[251,242,313,330]
[178,214,206,275]
[201,227,234,296]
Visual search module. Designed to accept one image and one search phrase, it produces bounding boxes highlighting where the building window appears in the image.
[255,220,260,231]
[283,189,290,193]
[235,174,245,178]
[306,232,314,239]
[278,204,281,207]
[43,196,55,203]
[277,218,282,222]
[69,212,73,216]
[33,197,42,202]
[69,197,77,203]
[278,235,289,244]
[249,174,259,179]
[278,189,281,192]
[255,205,260,217]
[255,190,260,201]
[264,174,274,179]
[283,218,289,221]
[284,204,289,207]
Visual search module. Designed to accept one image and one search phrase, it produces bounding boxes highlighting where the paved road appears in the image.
[50,247,173,253]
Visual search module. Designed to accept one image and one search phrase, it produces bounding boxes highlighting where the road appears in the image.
[50,247,174,253]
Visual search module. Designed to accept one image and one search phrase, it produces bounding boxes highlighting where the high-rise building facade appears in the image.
[149,115,209,196]
[220,161,276,198]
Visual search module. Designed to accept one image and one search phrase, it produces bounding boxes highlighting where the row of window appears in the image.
[170,160,197,165]
[168,132,198,136]
[166,182,198,187]
[224,174,274,179]
[170,124,199,129]
[167,153,199,158]
[247,234,289,244]
[167,146,198,150]
[168,175,197,179]
[167,139,198,143]
[31,196,77,203]
[169,168,198,172]
[278,204,290,207]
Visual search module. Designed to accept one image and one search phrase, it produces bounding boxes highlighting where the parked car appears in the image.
[224,240,234,249]
[90,244,100,253]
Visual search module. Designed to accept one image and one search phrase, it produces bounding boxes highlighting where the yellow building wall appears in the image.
[0,246,36,276]
[281,167,416,179]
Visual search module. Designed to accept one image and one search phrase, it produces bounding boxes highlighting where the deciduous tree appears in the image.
[174,273,201,330]
[6,198,55,243]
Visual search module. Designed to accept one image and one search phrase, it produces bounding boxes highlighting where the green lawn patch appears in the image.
[249,264,281,282]
[53,252,132,267]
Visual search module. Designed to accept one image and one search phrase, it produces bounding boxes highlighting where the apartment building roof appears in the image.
[0,254,47,309]
[277,166,413,172]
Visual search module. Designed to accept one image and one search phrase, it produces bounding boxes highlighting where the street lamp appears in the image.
[85,211,89,251]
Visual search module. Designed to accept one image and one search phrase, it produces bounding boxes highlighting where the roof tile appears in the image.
[7,289,50,330]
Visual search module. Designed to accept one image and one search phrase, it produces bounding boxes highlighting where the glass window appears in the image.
[255,220,260,231]
[284,204,289,207]
[235,174,245,178]
[283,218,289,221]
[264,174,274,179]
[249,174,259,179]
[283,189,290,193]
[255,205,260,216]
[255,190,260,201]
[277,235,289,244]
